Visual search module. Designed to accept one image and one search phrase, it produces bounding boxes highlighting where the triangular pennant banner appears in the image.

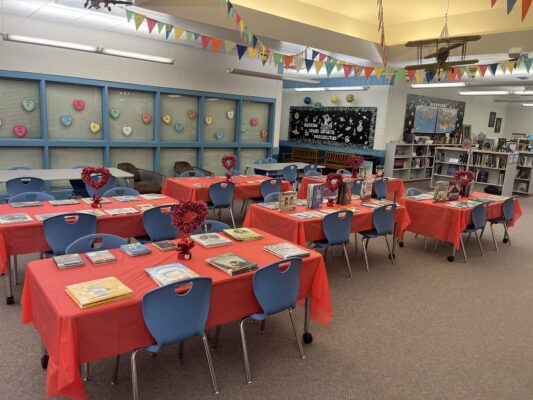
[507,0,518,14]
[314,60,324,73]
[353,66,363,79]
[239,20,245,36]
[236,45,247,59]
[273,53,282,67]
[311,50,319,60]
[305,58,314,72]
[395,68,405,82]
[374,67,384,80]
[363,66,374,80]
[507,60,516,74]
[126,10,134,22]
[211,38,222,53]
[146,18,157,33]
[201,35,211,50]
[186,31,194,41]
[467,66,478,79]
[134,13,145,30]
[524,57,533,73]
[247,47,257,59]
[236,13,241,26]
[415,70,424,84]
[174,28,184,41]
[523,0,533,20]
[478,64,488,77]
[489,63,499,75]
[336,62,343,72]
[385,65,395,80]
[499,61,508,74]
[425,70,436,83]
[165,24,173,40]
[318,53,327,62]
[252,35,258,48]
[294,57,304,71]
[343,64,353,78]
[325,60,336,76]
[246,31,253,46]
[448,70,455,81]
[491,0,498,6]
[157,21,164,33]
[227,0,232,14]
[284,55,294,69]
[260,47,269,66]
[224,41,236,54]
[194,32,200,40]
[407,69,417,82]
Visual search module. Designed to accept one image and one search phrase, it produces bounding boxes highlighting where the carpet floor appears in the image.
[1,191,532,400]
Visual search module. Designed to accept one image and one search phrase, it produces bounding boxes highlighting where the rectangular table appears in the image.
[21,230,331,400]
[401,192,522,261]
[297,175,405,202]
[0,195,177,303]
[162,175,293,202]
[0,168,133,183]
[244,162,325,175]
[243,199,411,247]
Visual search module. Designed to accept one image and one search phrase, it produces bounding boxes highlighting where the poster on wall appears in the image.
[288,107,377,149]
[403,94,465,142]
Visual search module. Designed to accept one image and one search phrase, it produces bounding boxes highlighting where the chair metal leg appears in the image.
[503,222,511,246]
[259,320,266,334]
[342,244,352,278]
[12,256,18,286]
[467,232,472,242]
[81,362,90,381]
[490,224,499,251]
[201,334,219,394]
[178,341,184,361]
[229,207,236,228]
[460,236,468,263]
[111,355,120,385]
[479,226,485,240]
[212,325,221,350]
[362,238,370,272]
[240,199,248,214]
[288,309,305,359]
[131,348,142,400]
[474,231,484,256]
[353,234,358,253]
[324,247,328,260]
[433,240,440,253]
[239,318,252,383]
[384,236,394,265]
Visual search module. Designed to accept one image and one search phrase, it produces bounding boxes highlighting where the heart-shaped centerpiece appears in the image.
[110,108,120,119]
[60,115,73,127]
[89,122,101,133]
[73,100,85,111]
[171,200,209,237]
[221,154,237,171]
[122,127,133,136]
[325,172,343,192]
[81,166,112,190]
[22,100,35,112]
[161,114,172,125]
[13,125,27,138]
[187,110,197,120]
[142,114,152,124]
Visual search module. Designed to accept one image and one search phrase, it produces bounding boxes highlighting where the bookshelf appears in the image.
[430,147,518,196]
[514,151,533,195]
[384,143,461,183]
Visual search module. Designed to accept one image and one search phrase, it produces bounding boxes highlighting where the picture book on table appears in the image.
[257,202,279,210]
[53,253,85,269]
[359,180,373,201]
[81,197,111,204]
[433,181,449,202]
[136,204,155,212]
[306,183,324,209]
[9,201,43,208]
[145,263,198,286]
[65,276,133,309]
[48,199,80,206]
[223,228,263,241]
[406,193,433,201]
[106,207,140,216]
[337,180,354,205]
[120,243,151,256]
[206,253,258,275]
[139,194,166,200]
[264,242,310,259]
[279,191,297,212]
[0,213,33,224]
[112,195,141,202]
[289,211,324,219]
[86,250,117,265]
[79,209,108,217]
[190,232,233,248]
[152,240,178,251]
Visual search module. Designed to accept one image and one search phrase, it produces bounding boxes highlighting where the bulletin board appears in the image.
[204,98,237,142]
[0,78,41,139]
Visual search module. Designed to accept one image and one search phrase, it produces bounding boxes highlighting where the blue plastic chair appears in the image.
[8,166,33,170]
[263,192,280,203]
[487,197,515,251]
[208,182,236,228]
[265,157,277,163]
[405,187,424,197]
[103,187,140,197]
[8,192,55,203]
[85,175,117,197]
[112,277,219,398]
[43,213,97,256]
[303,164,318,175]
[180,170,205,177]
[239,258,305,383]
[374,178,388,200]
[336,169,351,175]
[312,211,353,278]
[253,158,266,175]
[138,205,178,243]
[192,220,230,234]
[65,233,127,254]
[69,165,89,198]
[460,203,487,262]
[359,204,396,271]
[351,179,363,196]
[6,177,45,196]
[283,165,298,189]
[305,170,321,177]
[260,179,281,200]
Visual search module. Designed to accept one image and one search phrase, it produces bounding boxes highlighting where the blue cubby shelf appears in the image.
[0,70,276,174]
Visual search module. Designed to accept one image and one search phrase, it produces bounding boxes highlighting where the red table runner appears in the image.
[243,200,410,246]
[297,175,405,202]
[21,230,331,400]
[401,192,522,249]
[162,175,292,202]
[0,196,177,274]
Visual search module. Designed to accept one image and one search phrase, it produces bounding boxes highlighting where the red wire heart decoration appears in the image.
[221,155,237,172]
[81,166,112,190]
[325,172,343,192]
[171,200,209,237]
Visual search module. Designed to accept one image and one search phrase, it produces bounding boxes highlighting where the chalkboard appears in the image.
[289,107,377,149]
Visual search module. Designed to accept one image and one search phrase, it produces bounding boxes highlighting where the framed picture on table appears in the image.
[488,112,496,127]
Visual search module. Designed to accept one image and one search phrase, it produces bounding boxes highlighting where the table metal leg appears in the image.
[303,295,313,344]
[40,340,49,369]
[12,256,18,286]
[448,243,456,262]
[6,256,14,305]
[391,222,397,259]
[81,362,90,381]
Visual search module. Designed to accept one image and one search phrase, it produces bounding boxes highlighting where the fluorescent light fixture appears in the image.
[294,87,327,92]
[325,86,369,91]
[101,48,174,64]
[512,91,533,95]
[227,68,320,84]
[3,33,97,52]
[523,103,533,107]
[459,91,511,96]
[411,82,466,88]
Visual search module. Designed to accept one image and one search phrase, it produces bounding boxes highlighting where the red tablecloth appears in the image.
[21,230,331,400]
[401,192,522,249]
[162,175,293,201]
[243,200,410,246]
[0,196,177,274]
[297,175,404,202]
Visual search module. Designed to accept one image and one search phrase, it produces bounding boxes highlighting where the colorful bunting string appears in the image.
[491,0,532,21]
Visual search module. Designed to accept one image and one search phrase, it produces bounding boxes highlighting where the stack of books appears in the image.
[190,232,233,248]
[10,201,43,208]
[53,254,85,269]
[279,191,297,212]
[152,240,178,251]
[65,276,133,309]
[113,195,141,202]
[120,243,151,256]
[86,250,117,265]
[145,263,198,286]
[206,253,258,276]
[223,228,263,241]
[0,213,33,224]
[48,199,80,206]
[264,242,310,259]
[306,183,324,209]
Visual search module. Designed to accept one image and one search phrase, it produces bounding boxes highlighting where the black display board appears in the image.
[289,106,377,149]
[403,94,465,143]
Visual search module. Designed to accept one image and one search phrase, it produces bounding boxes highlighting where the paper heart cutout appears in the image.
[13,125,27,138]
[81,166,112,190]
[187,110,197,120]
[142,114,152,124]
[204,116,213,125]
[241,123,248,133]
[171,200,209,237]
[215,130,224,140]
[122,126,132,136]
[226,110,235,120]
[110,108,120,119]
[22,100,35,112]
[260,128,268,139]
[161,114,172,125]
[175,122,184,133]
[250,117,258,126]
[60,115,73,127]
[73,99,85,111]
[89,122,101,134]
[221,155,237,171]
